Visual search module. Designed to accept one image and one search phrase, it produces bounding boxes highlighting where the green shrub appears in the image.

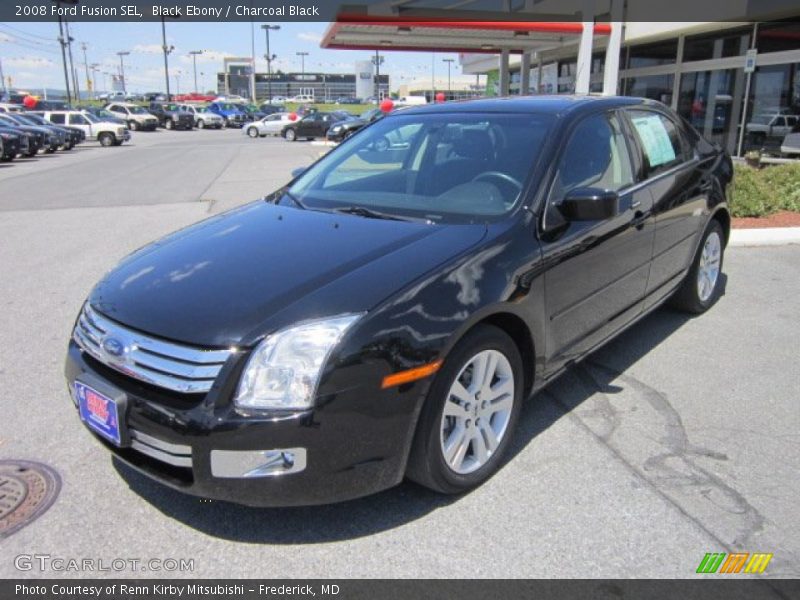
[731,162,800,217]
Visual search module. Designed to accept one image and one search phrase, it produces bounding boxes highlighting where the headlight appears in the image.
[330,125,342,133]
[234,314,362,411]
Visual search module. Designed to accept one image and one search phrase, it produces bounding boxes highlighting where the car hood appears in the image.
[90,202,487,347]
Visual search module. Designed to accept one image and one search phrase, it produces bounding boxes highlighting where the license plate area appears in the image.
[74,379,128,447]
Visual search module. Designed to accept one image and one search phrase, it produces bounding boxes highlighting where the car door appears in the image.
[540,110,655,372]
[296,115,316,136]
[68,113,91,137]
[623,108,706,311]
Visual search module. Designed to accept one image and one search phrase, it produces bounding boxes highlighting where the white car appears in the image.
[177,104,225,129]
[37,110,130,147]
[288,94,315,103]
[244,113,293,138]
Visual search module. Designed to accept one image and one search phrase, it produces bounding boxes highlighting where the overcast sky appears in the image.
[0,21,469,93]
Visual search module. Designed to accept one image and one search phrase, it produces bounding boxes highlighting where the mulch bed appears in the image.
[732,210,800,229]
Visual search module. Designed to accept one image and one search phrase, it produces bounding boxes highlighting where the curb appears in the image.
[730,227,800,247]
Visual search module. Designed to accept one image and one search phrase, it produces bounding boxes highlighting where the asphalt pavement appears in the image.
[0,128,797,579]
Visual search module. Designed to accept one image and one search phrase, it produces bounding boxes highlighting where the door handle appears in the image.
[630,200,641,209]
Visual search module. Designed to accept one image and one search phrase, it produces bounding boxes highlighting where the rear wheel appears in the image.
[406,324,523,494]
[98,133,114,147]
[669,220,725,314]
[247,126,259,138]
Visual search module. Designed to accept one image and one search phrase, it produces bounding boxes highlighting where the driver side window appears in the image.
[545,113,633,227]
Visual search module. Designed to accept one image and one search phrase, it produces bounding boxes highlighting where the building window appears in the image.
[683,28,752,62]
[628,40,678,68]
[623,74,674,105]
[678,69,739,153]
[757,21,800,54]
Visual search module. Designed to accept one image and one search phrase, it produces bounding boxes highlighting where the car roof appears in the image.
[398,94,654,117]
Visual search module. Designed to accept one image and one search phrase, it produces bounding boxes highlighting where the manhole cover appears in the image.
[0,460,61,539]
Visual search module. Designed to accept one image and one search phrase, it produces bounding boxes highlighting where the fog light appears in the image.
[210,448,306,478]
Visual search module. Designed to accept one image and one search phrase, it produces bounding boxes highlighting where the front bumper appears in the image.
[65,341,412,506]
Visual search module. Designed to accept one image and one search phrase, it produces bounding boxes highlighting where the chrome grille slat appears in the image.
[130,429,192,468]
[72,304,233,394]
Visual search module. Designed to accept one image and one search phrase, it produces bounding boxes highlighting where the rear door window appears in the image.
[628,110,687,175]
[48,114,65,124]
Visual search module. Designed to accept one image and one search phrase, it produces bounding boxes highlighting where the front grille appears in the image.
[72,304,233,394]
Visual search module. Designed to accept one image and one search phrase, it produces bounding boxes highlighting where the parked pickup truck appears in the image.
[105,102,160,131]
[37,110,129,146]
[148,102,194,130]
[207,102,248,128]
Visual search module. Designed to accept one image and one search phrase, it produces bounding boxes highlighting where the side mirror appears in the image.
[559,188,619,221]
[291,166,307,179]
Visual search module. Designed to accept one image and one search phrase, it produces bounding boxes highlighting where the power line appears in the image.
[0,23,59,43]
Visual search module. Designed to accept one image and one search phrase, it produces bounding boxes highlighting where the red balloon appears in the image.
[22,95,37,109]
[379,98,394,113]
[435,92,446,103]
[288,112,298,121]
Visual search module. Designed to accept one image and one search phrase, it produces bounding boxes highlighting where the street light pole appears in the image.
[64,20,80,102]
[189,50,202,93]
[372,51,384,100]
[261,24,280,104]
[161,16,175,99]
[116,51,130,94]
[443,58,455,94]
[90,63,100,95]
[50,0,77,103]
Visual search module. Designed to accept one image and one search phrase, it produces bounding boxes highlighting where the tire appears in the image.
[247,126,259,138]
[98,133,114,147]
[129,120,139,131]
[669,220,725,314]
[406,324,524,494]
[165,119,174,130]
[197,120,205,129]
[285,128,296,142]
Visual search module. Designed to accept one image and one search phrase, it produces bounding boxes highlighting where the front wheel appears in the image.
[165,119,174,130]
[98,133,114,147]
[406,324,523,494]
[247,126,259,138]
[129,120,139,131]
[197,119,205,129]
[669,220,725,314]
[285,128,296,142]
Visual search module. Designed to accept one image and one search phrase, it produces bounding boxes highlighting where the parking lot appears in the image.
[0,128,798,579]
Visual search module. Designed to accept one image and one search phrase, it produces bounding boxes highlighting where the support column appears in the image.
[520,52,531,95]
[576,1,595,95]
[499,49,510,96]
[602,0,623,96]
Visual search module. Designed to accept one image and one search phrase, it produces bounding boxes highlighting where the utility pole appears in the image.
[51,0,78,103]
[80,42,91,96]
[64,20,80,102]
[0,57,7,97]
[372,51,384,100]
[189,50,202,93]
[174,70,181,96]
[117,51,130,93]
[261,24,279,104]
[442,58,455,94]
[161,16,176,99]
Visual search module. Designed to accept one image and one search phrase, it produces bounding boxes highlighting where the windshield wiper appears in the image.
[332,205,429,223]
[279,189,307,210]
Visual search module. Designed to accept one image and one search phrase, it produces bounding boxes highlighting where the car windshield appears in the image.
[163,103,179,111]
[129,106,148,114]
[218,103,236,110]
[288,112,554,224]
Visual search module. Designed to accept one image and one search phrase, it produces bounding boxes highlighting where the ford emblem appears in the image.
[102,337,125,358]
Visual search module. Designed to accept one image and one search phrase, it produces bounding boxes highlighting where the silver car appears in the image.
[178,104,225,129]
[243,113,293,138]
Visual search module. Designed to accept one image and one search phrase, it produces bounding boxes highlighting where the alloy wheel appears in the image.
[697,231,721,302]
[440,349,514,475]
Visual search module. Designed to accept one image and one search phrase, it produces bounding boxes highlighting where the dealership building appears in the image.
[217,60,389,102]
[321,2,800,157]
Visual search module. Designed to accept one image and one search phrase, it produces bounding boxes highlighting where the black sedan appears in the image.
[0,117,43,157]
[281,112,345,141]
[66,96,732,506]
[1,112,65,152]
[326,108,385,142]
[0,130,23,161]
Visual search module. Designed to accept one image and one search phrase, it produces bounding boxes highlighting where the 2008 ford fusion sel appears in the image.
[66,96,732,506]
